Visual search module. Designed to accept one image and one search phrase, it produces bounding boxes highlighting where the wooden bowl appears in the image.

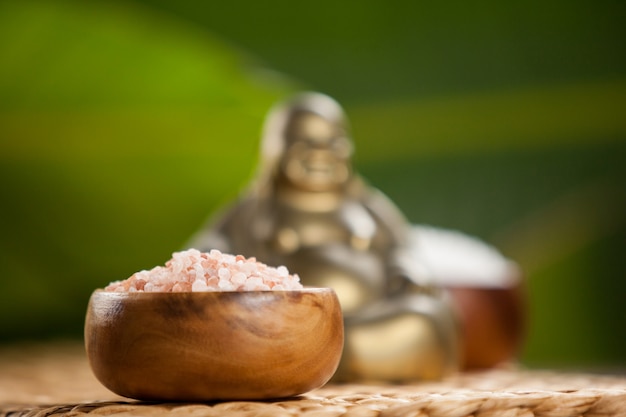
[84,288,343,401]
[449,282,525,370]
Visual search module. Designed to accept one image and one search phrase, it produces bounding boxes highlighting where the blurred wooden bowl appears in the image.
[85,288,343,401]
[448,281,525,369]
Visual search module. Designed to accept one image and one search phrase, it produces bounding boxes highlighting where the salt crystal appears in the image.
[240,262,256,274]
[231,272,247,286]
[192,279,209,292]
[218,267,231,280]
[218,279,235,291]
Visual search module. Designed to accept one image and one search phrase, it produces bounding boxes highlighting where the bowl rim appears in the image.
[91,286,336,296]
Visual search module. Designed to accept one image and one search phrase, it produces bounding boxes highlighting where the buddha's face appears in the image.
[280,111,353,191]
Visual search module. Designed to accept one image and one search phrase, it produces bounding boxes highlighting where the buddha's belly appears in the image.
[278,244,387,314]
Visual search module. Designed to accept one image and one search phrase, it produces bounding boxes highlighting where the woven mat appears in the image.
[1,342,625,417]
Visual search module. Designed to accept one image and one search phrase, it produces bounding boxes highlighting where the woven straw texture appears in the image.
[1,342,625,417]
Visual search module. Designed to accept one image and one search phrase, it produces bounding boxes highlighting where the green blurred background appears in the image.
[1,0,624,370]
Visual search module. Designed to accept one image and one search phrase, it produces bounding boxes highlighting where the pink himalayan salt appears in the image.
[104,249,303,292]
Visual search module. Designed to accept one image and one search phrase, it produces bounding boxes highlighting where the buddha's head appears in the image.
[260,92,353,192]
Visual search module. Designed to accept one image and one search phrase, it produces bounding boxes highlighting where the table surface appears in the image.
[1,341,625,417]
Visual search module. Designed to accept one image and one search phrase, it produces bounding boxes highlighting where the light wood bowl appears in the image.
[84,288,343,401]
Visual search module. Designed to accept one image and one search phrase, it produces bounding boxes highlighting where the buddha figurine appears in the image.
[188,92,461,381]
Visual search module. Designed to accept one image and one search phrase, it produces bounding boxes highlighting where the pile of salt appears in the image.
[105,249,303,292]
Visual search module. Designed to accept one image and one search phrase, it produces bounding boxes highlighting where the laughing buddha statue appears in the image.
[188,92,461,381]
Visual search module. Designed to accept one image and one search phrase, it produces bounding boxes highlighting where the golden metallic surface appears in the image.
[188,92,460,381]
